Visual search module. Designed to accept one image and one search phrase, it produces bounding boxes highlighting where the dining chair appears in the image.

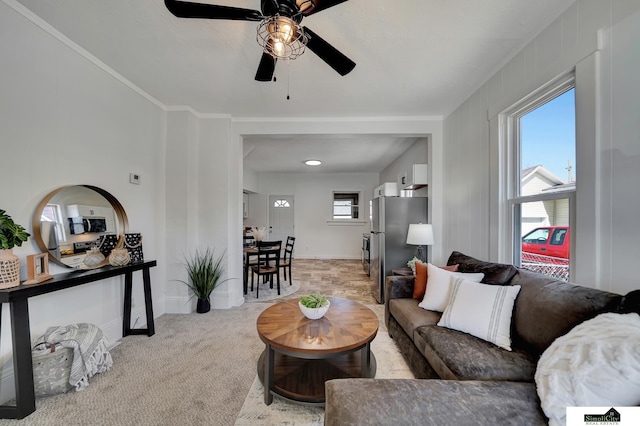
[250,240,282,297]
[279,236,295,284]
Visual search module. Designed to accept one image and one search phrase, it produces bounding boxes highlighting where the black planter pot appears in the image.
[196,298,211,313]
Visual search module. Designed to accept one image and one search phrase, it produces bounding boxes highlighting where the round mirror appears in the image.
[33,185,129,268]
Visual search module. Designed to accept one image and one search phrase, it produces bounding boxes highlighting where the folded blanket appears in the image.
[32,323,113,391]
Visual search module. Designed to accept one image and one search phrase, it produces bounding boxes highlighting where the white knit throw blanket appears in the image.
[32,323,113,391]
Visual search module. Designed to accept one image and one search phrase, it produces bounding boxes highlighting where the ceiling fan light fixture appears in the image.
[296,0,316,13]
[257,15,307,60]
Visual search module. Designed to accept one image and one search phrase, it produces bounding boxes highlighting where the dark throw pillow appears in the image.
[446,251,517,285]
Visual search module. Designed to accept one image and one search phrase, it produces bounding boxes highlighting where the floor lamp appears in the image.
[406,223,434,263]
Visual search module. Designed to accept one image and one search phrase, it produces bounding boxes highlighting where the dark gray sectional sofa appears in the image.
[324,251,627,426]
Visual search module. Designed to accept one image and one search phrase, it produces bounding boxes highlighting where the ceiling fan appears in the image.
[164,0,356,82]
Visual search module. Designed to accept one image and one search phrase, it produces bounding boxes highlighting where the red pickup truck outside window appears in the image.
[522,226,570,259]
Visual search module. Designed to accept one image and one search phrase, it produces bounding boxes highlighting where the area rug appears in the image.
[234,331,414,425]
[244,280,301,302]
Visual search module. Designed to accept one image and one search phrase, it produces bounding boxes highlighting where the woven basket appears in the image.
[32,343,73,397]
[0,249,20,289]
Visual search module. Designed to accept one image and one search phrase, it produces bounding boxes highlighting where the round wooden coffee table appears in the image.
[256,297,378,406]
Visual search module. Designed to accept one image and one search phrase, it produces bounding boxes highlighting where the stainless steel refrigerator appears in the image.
[370,196,427,303]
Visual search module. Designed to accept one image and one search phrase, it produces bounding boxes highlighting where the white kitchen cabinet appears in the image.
[373,182,398,198]
[398,164,428,190]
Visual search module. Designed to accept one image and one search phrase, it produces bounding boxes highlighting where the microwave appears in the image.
[68,217,107,234]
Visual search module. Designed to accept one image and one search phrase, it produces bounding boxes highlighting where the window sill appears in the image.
[326,220,368,226]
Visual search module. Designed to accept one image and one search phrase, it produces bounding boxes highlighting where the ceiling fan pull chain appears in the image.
[286,60,291,100]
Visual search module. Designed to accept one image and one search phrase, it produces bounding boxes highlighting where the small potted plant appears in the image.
[179,248,229,313]
[0,209,30,288]
[407,256,423,274]
[299,293,330,320]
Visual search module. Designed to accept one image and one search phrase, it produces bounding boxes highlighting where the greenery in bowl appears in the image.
[406,256,423,272]
[179,248,229,300]
[0,209,30,250]
[299,294,329,309]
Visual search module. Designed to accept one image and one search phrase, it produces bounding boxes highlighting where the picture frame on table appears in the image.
[24,253,54,285]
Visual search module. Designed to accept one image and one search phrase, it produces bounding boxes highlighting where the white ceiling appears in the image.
[12,0,574,173]
[243,135,422,173]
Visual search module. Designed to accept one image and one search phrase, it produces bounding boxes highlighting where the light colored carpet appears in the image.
[0,304,270,426]
[0,260,393,426]
[235,330,414,425]
[244,280,300,303]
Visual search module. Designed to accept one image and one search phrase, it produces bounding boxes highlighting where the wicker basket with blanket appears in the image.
[32,343,74,397]
[31,323,113,397]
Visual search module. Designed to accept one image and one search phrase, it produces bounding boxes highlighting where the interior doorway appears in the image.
[268,195,294,244]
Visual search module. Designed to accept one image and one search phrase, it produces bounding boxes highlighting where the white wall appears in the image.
[442,0,640,295]
[242,165,259,194]
[163,111,240,313]
[0,0,166,401]
[379,138,428,189]
[250,172,378,259]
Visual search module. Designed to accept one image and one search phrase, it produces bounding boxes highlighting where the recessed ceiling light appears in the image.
[305,160,322,166]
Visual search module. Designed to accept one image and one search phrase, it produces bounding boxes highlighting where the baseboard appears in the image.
[165,295,193,314]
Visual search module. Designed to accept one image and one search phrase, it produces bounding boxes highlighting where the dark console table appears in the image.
[0,260,157,419]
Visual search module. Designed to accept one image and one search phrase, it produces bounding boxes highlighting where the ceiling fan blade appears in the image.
[303,27,355,76]
[304,0,348,16]
[255,52,277,82]
[165,0,263,21]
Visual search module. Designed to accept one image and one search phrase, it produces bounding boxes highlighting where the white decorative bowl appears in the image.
[299,300,330,320]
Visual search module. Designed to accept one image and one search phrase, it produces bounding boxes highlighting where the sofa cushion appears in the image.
[447,251,518,285]
[511,268,622,355]
[438,278,521,351]
[325,379,547,426]
[389,298,440,339]
[388,316,439,379]
[414,325,537,381]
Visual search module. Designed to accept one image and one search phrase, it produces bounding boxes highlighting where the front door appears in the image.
[268,195,294,244]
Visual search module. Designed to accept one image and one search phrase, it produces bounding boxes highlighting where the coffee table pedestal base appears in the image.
[258,346,376,406]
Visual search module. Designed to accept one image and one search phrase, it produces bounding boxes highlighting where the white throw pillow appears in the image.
[535,313,640,426]
[418,263,484,312]
[437,278,521,351]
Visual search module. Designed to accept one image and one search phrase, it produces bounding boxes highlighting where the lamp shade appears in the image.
[406,224,434,246]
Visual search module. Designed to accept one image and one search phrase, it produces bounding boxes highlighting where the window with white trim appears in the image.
[332,192,359,220]
[504,76,576,281]
[274,199,291,208]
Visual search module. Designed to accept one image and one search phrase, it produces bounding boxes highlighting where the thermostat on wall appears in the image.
[130,173,141,185]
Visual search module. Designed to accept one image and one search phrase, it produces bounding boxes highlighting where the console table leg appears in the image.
[10,299,36,419]
[142,267,155,336]
[123,271,133,336]
[264,344,274,405]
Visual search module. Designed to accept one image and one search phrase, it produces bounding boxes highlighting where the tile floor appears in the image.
[281,259,378,306]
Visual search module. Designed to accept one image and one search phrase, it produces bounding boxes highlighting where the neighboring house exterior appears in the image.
[521,166,573,236]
